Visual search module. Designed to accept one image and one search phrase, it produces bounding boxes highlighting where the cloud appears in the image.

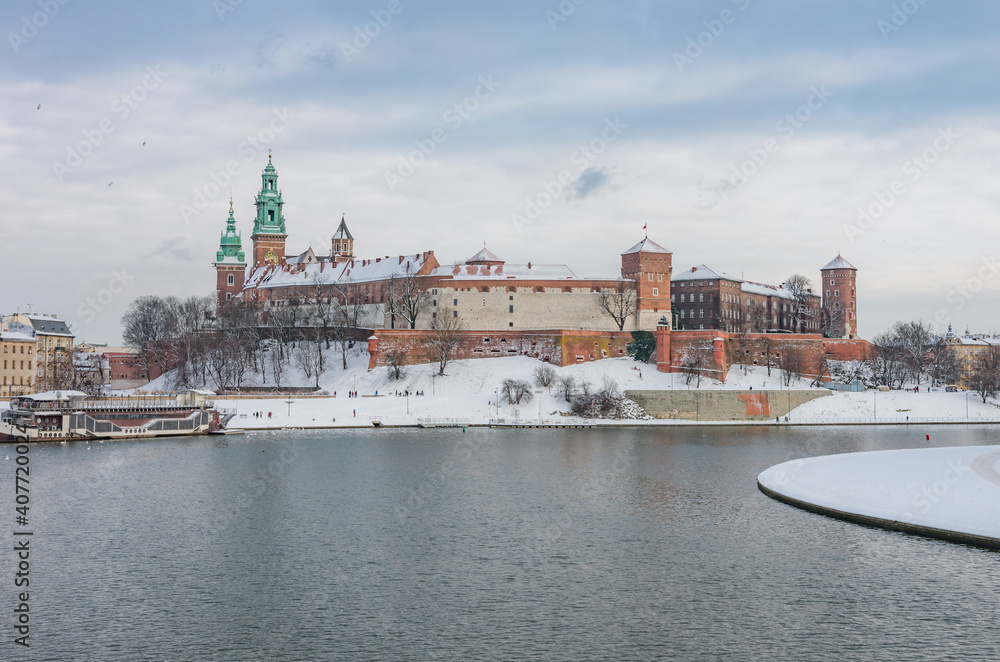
[148,237,196,262]
[568,166,615,201]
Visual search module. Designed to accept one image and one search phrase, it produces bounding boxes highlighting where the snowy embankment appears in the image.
[758,446,1000,548]
[132,350,1000,428]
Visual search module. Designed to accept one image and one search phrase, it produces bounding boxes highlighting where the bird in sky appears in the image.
[36,104,41,110]
[142,141,146,146]
[108,182,113,186]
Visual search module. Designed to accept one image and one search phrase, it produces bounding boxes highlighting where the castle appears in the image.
[214,158,862,373]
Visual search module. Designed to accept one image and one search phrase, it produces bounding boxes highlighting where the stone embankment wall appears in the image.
[625,389,830,421]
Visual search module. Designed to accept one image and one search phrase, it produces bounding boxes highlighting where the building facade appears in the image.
[1,314,75,391]
[0,330,37,396]
[670,265,826,334]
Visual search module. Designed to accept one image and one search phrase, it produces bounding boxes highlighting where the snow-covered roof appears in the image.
[245,253,431,290]
[622,238,671,255]
[946,335,1000,346]
[741,281,796,301]
[0,331,35,342]
[17,390,88,401]
[24,316,74,337]
[430,263,579,280]
[821,255,856,270]
[286,247,318,265]
[466,247,503,264]
[672,264,738,282]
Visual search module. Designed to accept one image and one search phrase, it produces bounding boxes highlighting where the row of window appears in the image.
[2,360,32,370]
[1,345,33,354]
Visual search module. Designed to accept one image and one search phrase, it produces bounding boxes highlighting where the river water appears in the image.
[3,425,999,661]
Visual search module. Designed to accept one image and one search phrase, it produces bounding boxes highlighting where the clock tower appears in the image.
[250,154,288,266]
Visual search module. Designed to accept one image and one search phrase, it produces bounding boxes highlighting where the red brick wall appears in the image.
[369,329,634,368]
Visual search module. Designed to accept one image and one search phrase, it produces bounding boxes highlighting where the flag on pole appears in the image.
[642,224,647,230]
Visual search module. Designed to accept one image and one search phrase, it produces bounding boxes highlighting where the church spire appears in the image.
[216,195,245,264]
[331,213,355,261]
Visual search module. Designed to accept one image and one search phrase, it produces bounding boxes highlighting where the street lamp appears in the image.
[432,373,436,396]
[285,397,293,417]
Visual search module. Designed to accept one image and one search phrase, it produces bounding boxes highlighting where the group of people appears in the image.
[251,411,272,419]
[394,390,425,396]
[346,391,360,398]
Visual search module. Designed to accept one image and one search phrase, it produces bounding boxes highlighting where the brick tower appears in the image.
[250,154,288,266]
[621,236,673,331]
[821,255,858,338]
[331,214,355,263]
[214,196,247,307]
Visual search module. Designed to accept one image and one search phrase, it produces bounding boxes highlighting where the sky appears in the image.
[2,0,999,344]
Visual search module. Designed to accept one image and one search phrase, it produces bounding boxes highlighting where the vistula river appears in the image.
[2,425,999,661]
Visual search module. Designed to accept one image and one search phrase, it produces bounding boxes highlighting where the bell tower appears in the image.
[821,255,858,338]
[214,195,247,308]
[251,154,288,267]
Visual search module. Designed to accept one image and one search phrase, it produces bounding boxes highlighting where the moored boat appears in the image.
[0,390,231,443]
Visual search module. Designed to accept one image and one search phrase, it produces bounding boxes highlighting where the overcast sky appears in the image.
[3,0,999,344]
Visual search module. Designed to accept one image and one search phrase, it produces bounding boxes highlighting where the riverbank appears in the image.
[758,445,1000,549]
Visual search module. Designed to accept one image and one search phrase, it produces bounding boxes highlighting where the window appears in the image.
[652,288,658,296]
[509,295,513,300]
[835,290,839,297]
[509,322,514,327]
[830,279,834,286]
[671,294,675,302]
[226,293,232,300]
[227,274,234,286]
[699,309,704,318]
[433,300,437,306]
[453,310,457,318]
[698,293,704,303]
[648,274,653,281]
[509,305,514,313]
[826,290,830,297]
[681,294,685,303]
[453,299,458,306]
[681,310,686,319]
[657,274,662,282]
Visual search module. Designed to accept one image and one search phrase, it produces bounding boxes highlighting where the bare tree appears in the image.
[121,295,175,378]
[534,365,555,388]
[385,263,429,329]
[500,378,533,405]
[891,320,934,385]
[777,346,808,387]
[865,331,907,390]
[385,349,406,380]
[930,341,960,387]
[427,307,465,376]
[598,279,637,331]
[784,274,814,333]
[746,299,770,334]
[557,375,577,402]
[821,305,845,339]
[971,345,1000,403]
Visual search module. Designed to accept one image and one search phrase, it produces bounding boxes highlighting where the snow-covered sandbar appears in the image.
[758,445,1000,549]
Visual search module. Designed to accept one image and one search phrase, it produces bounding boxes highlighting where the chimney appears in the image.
[691,267,696,273]
[527,262,532,269]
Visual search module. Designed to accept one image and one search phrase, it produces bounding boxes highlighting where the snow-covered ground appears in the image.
[758,446,1000,544]
[128,351,1000,428]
